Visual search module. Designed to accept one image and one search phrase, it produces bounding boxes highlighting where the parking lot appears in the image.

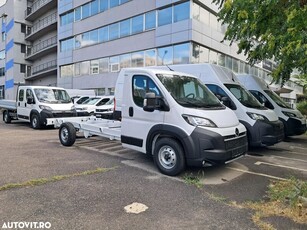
[0,119,306,229]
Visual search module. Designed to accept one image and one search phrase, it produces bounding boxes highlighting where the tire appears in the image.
[31,114,41,129]
[3,110,11,124]
[154,138,185,176]
[59,122,76,146]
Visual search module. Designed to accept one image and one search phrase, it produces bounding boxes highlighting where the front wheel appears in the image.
[154,138,185,176]
[3,110,11,123]
[59,122,76,146]
[31,114,41,129]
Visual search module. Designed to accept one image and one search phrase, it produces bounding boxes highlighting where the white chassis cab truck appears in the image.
[0,86,76,129]
[47,68,248,176]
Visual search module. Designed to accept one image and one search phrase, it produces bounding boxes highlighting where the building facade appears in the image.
[0,0,303,108]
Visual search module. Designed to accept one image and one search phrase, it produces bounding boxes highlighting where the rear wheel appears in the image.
[154,138,185,176]
[3,110,11,123]
[59,122,76,146]
[31,114,41,129]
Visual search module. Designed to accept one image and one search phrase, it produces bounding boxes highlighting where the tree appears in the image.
[212,0,307,85]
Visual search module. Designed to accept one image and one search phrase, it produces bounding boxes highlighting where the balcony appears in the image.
[25,12,57,41]
[26,36,57,61]
[26,60,57,80]
[25,0,57,22]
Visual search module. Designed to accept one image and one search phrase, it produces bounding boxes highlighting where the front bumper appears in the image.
[281,117,307,136]
[40,109,77,125]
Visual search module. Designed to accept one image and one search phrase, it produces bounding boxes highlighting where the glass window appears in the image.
[120,19,131,37]
[131,51,144,67]
[110,0,119,8]
[226,56,232,69]
[131,15,143,34]
[157,46,173,65]
[75,34,82,48]
[218,53,226,67]
[82,3,91,19]
[81,61,90,75]
[145,11,156,30]
[120,0,130,4]
[99,58,109,73]
[233,59,239,73]
[0,50,5,60]
[173,43,190,64]
[174,2,190,23]
[191,43,200,63]
[75,7,81,21]
[100,0,108,12]
[20,64,26,73]
[91,0,99,16]
[109,23,119,40]
[90,29,99,44]
[99,27,109,42]
[145,49,156,66]
[209,13,218,30]
[90,60,99,74]
[18,89,24,101]
[192,2,200,21]
[158,7,172,26]
[199,46,209,63]
[109,56,120,72]
[200,7,209,25]
[120,54,131,68]
[81,32,91,47]
[209,50,217,64]
[75,63,80,76]
[97,88,106,95]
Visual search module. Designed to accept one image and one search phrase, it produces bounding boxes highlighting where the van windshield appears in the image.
[34,88,71,104]
[157,74,224,109]
[225,84,265,109]
[264,89,292,109]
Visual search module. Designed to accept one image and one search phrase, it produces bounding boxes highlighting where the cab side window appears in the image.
[18,89,24,102]
[250,90,274,109]
[206,84,228,100]
[26,89,35,104]
[133,75,161,107]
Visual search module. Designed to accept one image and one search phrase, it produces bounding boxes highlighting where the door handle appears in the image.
[129,107,134,117]
[18,102,20,106]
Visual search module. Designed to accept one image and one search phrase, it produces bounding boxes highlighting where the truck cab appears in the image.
[114,68,247,175]
[15,86,76,129]
[237,74,306,136]
[158,64,284,147]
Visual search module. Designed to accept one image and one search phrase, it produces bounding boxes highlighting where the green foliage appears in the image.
[212,0,307,85]
[297,100,307,116]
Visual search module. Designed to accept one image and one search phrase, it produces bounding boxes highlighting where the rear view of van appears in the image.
[162,64,284,147]
[237,74,306,136]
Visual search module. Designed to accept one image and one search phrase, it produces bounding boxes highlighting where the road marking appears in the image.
[254,161,307,172]
[226,166,287,181]
[247,154,307,163]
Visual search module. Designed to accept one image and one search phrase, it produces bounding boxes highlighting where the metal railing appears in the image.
[31,59,57,76]
[26,12,57,37]
[26,36,57,57]
[25,0,54,17]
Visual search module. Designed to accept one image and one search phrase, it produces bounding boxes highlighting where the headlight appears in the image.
[182,115,217,127]
[247,112,266,121]
[282,111,296,118]
[39,105,53,111]
[107,108,113,112]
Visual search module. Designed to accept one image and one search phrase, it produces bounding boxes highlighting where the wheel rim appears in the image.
[60,127,69,143]
[158,145,177,170]
[4,112,8,122]
[32,117,38,128]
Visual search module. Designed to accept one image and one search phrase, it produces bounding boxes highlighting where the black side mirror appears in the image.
[143,92,156,112]
[221,96,236,110]
[27,97,34,104]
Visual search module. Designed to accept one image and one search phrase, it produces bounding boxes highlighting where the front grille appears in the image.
[96,109,109,112]
[224,135,248,158]
[53,112,75,118]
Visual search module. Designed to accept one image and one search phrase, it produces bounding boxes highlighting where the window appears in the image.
[174,2,190,23]
[121,0,130,4]
[18,89,24,102]
[0,67,5,76]
[26,89,34,102]
[75,63,80,76]
[131,15,143,34]
[75,7,81,21]
[158,7,172,26]
[110,0,119,8]
[109,56,119,72]
[81,61,90,75]
[173,43,189,64]
[209,50,218,64]
[145,11,156,30]
[20,64,26,73]
[109,23,119,40]
[75,35,82,48]
[120,54,131,68]
[206,84,230,102]
[192,2,200,21]
[20,44,26,53]
[99,58,109,73]
[99,27,109,42]
[145,50,156,66]
[2,32,6,42]
[120,19,131,37]
[91,0,99,16]
[90,29,99,44]
[21,24,26,33]
[131,51,144,67]
[250,90,274,109]
[82,3,91,19]
[90,60,99,74]
[0,50,5,60]
[157,47,173,65]
[99,0,108,12]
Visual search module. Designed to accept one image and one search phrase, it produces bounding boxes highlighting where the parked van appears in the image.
[237,74,306,136]
[159,64,284,147]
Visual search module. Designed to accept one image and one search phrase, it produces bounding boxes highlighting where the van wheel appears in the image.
[3,110,11,123]
[31,114,41,129]
[59,122,76,146]
[154,138,185,176]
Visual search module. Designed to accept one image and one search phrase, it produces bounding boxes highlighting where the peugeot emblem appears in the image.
[235,128,240,137]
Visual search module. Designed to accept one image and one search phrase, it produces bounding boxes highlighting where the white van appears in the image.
[237,74,306,136]
[160,64,284,147]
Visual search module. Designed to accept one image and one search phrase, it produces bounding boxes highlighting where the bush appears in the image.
[297,100,307,116]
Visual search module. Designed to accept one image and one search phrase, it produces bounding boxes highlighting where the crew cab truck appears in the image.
[47,68,248,176]
[237,74,306,136]
[0,86,76,129]
[156,64,284,147]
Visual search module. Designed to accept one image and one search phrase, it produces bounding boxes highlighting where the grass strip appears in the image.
[0,167,115,192]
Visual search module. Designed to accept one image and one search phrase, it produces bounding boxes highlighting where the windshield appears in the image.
[34,88,71,103]
[225,84,265,109]
[157,74,223,109]
[264,89,292,109]
[82,97,102,105]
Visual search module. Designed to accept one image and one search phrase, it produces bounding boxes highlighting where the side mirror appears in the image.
[143,92,156,112]
[221,96,236,110]
[27,97,34,104]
